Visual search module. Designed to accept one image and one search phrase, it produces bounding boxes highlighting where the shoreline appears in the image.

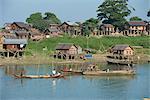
[0,54,150,66]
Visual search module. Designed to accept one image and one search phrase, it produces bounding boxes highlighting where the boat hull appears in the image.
[82,70,135,76]
[14,74,64,79]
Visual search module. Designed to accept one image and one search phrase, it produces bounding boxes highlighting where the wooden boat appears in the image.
[14,74,64,79]
[82,70,135,76]
[62,70,83,75]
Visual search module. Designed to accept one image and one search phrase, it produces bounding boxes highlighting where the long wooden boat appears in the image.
[82,70,135,76]
[14,74,64,79]
[62,70,83,75]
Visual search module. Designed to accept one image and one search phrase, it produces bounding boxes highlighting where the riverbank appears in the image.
[0,53,149,66]
[0,54,106,66]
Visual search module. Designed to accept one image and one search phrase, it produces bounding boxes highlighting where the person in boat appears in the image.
[69,68,72,71]
[20,71,23,77]
[57,72,61,76]
[52,69,56,75]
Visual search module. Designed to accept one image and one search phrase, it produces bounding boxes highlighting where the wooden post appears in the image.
[7,51,9,58]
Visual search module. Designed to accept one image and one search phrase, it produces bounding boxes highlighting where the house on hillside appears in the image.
[107,44,134,65]
[3,39,27,51]
[30,32,44,41]
[1,39,27,57]
[13,30,30,39]
[0,32,17,40]
[9,22,31,31]
[123,21,147,36]
[97,24,115,36]
[54,43,82,60]
[44,27,62,38]
[128,21,147,31]
[59,22,81,35]
[49,24,60,29]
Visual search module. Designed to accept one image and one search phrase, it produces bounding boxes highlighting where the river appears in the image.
[0,64,149,100]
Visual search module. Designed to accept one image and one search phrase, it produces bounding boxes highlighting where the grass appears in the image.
[25,35,150,55]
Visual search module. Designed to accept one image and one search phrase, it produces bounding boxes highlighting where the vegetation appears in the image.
[97,0,132,31]
[129,16,142,21]
[82,18,99,36]
[26,12,61,31]
[26,35,150,55]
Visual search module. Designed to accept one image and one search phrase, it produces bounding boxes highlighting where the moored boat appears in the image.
[62,70,83,75]
[82,70,135,76]
[14,74,64,79]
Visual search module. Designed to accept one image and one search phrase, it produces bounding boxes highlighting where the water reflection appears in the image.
[0,64,149,100]
[3,63,135,76]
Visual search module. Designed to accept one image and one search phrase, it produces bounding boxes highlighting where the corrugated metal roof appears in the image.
[3,39,28,44]
[13,22,30,30]
[112,44,132,50]
[62,22,79,26]
[128,21,147,26]
[55,43,76,50]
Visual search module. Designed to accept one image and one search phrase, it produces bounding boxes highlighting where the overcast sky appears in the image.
[0,0,149,27]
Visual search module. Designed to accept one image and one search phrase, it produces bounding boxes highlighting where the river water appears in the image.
[0,64,149,100]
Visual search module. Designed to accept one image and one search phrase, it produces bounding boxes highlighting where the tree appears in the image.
[32,20,49,31]
[26,12,43,23]
[130,16,142,21]
[81,25,91,36]
[26,12,61,31]
[44,12,61,24]
[97,0,132,31]
[147,10,150,17]
[82,18,99,35]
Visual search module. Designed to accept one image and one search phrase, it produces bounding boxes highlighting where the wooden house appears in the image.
[107,44,134,65]
[54,43,81,59]
[2,39,27,57]
[98,24,115,35]
[30,32,44,41]
[122,21,147,36]
[128,21,147,31]
[14,30,30,39]
[100,24,115,32]
[110,45,134,56]
[0,32,17,40]
[44,27,62,38]
[3,39,27,51]
[10,22,30,31]
[49,24,60,29]
[59,22,81,35]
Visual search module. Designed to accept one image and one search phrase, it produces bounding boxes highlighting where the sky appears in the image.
[0,0,150,27]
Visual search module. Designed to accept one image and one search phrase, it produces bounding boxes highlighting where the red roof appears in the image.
[128,21,147,26]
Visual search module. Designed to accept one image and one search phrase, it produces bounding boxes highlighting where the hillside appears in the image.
[25,36,150,55]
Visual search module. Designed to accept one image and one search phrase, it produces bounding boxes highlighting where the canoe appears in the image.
[82,70,135,76]
[14,74,64,79]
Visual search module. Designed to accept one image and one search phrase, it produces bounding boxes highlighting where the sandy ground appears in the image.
[0,54,149,66]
